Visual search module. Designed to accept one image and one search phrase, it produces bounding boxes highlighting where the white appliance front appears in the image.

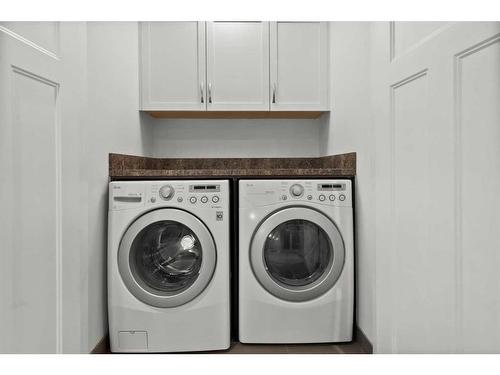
[108,180,230,352]
[238,179,354,343]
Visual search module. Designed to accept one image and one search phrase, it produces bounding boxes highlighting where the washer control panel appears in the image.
[110,181,227,211]
[150,183,222,207]
[239,179,352,208]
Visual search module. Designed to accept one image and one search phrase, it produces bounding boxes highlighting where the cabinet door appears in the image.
[270,22,329,111]
[206,22,269,111]
[140,22,206,110]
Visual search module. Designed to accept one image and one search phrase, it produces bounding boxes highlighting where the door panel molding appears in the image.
[390,21,451,61]
[0,23,60,60]
[390,69,429,353]
[10,64,62,353]
[454,32,500,353]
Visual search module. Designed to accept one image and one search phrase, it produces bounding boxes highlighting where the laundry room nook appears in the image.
[107,154,360,353]
[1,1,500,374]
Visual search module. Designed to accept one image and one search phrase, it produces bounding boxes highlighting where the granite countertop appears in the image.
[109,152,356,179]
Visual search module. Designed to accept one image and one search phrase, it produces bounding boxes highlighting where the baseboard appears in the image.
[356,326,373,354]
[90,334,110,354]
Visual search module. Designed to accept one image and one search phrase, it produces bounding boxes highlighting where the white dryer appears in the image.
[108,180,230,352]
[239,179,354,343]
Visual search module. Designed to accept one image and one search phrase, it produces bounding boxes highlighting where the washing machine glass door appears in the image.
[118,208,216,308]
[250,206,345,302]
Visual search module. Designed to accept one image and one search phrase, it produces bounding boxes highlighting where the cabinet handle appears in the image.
[272,83,276,104]
[208,83,212,104]
[200,82,204,104]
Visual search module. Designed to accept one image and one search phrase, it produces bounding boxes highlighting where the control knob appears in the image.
[159,185,174,200]
[289,184,304,197]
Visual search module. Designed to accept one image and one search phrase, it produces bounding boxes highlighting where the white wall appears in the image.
[151,118,321,158]
[84,22,153,352]
[59,22,89,353]
[319,22,375,343]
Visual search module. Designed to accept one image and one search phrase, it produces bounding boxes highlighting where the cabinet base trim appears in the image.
[144,110,326,119]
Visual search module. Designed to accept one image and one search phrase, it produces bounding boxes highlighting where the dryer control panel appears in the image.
[239,179,352,208]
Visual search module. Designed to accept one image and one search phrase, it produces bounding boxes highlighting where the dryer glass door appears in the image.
[250,207,345,302]
[263,219,331,287]
[118,209,216,308]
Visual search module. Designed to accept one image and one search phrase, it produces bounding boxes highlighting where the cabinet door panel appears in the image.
[140,22,206,110]
[206,22,269,111]
[270,22,329,111]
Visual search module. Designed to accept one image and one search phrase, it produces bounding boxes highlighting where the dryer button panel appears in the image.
[240,180,352,207]
[277,181,351,206]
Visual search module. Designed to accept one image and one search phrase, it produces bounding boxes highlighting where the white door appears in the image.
[140,22,206,110]
[270,22,329,111]
[0,22,85,354]
[373,22,500,353]
[206,21,269,111]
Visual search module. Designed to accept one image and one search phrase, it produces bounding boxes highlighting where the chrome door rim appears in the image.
[250,206,345,302]
[118,208,216,308]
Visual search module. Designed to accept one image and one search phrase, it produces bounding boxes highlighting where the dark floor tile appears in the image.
[286,344,340,354]
[226,342,288,354]
[99,340,369,354]
[335,341,368,354]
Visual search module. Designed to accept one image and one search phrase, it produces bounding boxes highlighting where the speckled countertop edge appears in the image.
[109,152,356,179]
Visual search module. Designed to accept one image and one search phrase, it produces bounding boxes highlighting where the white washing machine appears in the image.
[239,179,354,343]
[108,180,230,352]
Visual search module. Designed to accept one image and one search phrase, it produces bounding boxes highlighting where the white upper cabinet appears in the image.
[206,22,270,111]
[140,22,206,110]
[270,22,329,111]
[139,21,330,113]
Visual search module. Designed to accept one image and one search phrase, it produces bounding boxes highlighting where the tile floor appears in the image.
[98,338,370,354]
[215,341,369,354]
